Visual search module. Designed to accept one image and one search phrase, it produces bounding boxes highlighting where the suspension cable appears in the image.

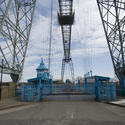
[48,0,53,73]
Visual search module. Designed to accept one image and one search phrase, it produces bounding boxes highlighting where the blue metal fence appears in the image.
[22,84,38,101]
[21,76,117,102]
[22,84,53,102]
[21,83,85,102]
[96,83,116,101]
[84,76,117,102]
[84,83,95,94]
[52,84,84,93]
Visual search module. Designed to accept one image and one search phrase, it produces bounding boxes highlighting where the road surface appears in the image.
[0,95,125,125]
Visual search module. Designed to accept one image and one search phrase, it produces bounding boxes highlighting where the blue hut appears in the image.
[22,59,52,101]
[36,58,50,79]
[28,58,51,83]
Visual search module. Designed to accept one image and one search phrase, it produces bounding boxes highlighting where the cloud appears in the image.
[0,0,115,83]
[22,0,113,81]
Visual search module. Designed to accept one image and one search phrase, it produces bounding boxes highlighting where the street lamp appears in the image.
[1,59,4,85]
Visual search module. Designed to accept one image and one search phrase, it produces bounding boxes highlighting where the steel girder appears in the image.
[0,0,36,82]
[58,0,74,61]
[97,0,125,79]
[58,0,75,82]
[61,58,75,82]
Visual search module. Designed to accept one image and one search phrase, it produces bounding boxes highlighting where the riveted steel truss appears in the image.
[0,0,36,82]
[58,0,75,82]
[97,0,125,79]
[61,58,75,82]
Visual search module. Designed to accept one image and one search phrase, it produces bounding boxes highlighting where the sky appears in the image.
[21,0,115,81]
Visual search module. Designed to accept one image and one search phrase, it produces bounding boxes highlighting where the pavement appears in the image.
[108,99,125,107]
[0,97,34,110]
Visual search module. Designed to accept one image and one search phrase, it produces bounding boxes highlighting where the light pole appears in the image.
[0,59,3,100]
[1,59,4,85]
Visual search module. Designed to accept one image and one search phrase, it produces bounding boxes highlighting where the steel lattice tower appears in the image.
[97,0,125,87]
[0,0,36,82]
[58,0,75,82]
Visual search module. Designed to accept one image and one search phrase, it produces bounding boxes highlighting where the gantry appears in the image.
[58,0,75,82]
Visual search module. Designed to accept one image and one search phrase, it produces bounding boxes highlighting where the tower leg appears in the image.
[10,74,19,83]
[69,59,75,83]
[61,58,75,83]
[61,59,65,82]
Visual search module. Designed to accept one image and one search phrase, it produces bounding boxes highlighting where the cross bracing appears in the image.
[97,0,125,79]
[0,0,36,82]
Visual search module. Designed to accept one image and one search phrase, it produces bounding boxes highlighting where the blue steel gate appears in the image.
[84,76,116,102]
[21,83,86,101]
[21,76,116,102]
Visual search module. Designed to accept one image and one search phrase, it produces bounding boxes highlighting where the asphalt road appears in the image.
[0,95,125,125]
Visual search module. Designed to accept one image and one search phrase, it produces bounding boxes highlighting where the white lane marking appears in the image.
[71,112,74,119]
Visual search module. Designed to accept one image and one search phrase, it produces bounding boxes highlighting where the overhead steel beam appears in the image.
[58,0,75,82]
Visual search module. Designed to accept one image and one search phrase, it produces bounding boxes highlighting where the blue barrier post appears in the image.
[37,79,42,101]
[78,80,81,89]
[95,79,101,101]
[22,85,25,101]
[38,86,41,101]
[110,84,116,100]
[106,83,110,101]
[120,78,125,96]
[84,78,88,93]
[49,79,52,94]
[31,85,34,101]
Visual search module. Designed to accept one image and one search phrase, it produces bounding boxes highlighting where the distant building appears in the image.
[76,76,84,84]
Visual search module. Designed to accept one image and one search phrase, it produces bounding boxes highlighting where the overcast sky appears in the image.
[21,0,114,81]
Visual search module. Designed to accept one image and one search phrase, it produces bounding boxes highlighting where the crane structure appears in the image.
[58,0,75,82]
[97,0,125,92]
[0,0,36,82]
